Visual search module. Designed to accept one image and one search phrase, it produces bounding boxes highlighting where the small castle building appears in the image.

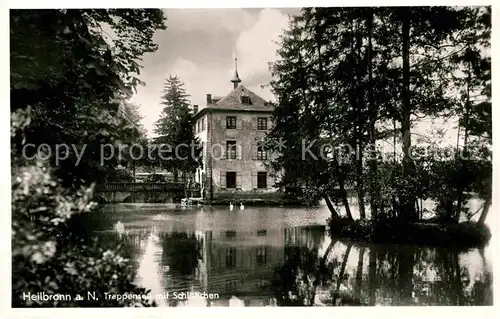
[193,58,278,201]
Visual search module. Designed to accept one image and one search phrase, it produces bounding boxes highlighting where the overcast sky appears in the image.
[131,7,459,149]
[130,8,299,137]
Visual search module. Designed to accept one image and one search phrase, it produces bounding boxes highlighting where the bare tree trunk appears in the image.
[337,172,354,220]
[367,8,378,220]
[352,20,366,220]
[324,195,341,220]
[456,62,472,223]
[355,143,367,219]
[478,195,491,225]
[392,119,398,218]
[328,132,352,219]
[400,7,417,222]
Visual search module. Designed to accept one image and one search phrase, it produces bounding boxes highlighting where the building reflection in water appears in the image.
[128,224,492,307]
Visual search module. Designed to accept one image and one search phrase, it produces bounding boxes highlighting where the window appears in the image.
[257,117,267,130]
[256,247,267,265]
[201,117,205,130]
[226,247,236,268]
[257,144,267,160]
[226,172,236,189]
[257,172,267,189]
[241,96,251,104]
[226,140,237,160]
[226,116,237,129]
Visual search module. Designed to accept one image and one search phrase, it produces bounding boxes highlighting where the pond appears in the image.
[86,203,493,307]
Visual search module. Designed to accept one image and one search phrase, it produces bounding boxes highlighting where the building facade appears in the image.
[157,222,323,306]
[193,62,278,200]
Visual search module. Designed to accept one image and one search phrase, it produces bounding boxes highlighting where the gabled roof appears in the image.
[215,85,271,110]
[193,85,273,119]
[205,85,272,114]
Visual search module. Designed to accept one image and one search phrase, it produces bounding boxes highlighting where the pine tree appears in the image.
[154,75,201,195]
[269,6,490,224]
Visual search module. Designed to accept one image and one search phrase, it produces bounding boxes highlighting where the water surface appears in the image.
[87,203,493,307]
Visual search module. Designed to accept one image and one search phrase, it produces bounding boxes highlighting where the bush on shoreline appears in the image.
[327,217,491,248]
[12,161,155,307]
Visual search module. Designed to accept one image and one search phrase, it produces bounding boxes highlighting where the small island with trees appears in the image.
[265,7,491,248]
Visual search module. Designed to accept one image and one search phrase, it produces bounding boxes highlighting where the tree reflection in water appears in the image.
[160,232,203,276]
[62,210,150,275]
[157,232,204,307]
[273,239,492,306]
[95,223,491,307]
[273,245,332,306]
[84,206,493,307]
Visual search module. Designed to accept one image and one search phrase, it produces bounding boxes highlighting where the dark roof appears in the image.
[197,85,272,118]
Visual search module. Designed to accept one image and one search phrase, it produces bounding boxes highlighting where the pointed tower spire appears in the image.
[231,49,242,89]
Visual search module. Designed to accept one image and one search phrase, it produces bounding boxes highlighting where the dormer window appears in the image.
[241,95,251,104]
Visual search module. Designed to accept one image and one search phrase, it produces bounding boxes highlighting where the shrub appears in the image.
[12,160,155,307]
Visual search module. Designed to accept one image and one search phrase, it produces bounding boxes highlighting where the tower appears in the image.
[230,53,242,89]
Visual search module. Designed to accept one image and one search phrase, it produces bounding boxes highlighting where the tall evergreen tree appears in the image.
[154,75,201,195]
[268,6,490,224]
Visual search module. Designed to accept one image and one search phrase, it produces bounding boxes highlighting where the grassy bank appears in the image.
[328,218,491,248]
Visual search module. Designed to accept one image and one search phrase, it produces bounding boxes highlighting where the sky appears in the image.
[130,8,299,137]
[130,7,461,149]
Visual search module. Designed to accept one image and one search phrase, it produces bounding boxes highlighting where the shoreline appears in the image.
[328,218,491,249]
[203,198,308,206]
[91,201,490,249]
